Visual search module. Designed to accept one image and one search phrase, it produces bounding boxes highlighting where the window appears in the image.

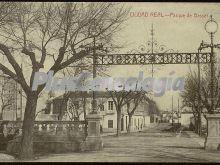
[99,104,104,111]
[108,101,113,110]
[108,120,113,128]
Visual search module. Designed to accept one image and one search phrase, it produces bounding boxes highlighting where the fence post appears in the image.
[204,114,220,150]
[80,113,103,151]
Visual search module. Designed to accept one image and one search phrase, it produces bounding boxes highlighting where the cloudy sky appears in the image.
[105,2,220,111]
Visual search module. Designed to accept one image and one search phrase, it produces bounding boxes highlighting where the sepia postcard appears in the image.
[0,1,220,163]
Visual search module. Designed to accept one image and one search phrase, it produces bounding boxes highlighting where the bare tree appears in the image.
[181,65,220,134]
[106,87,132,136]
[55,56,111,121]
[181,72,201,133]
[125,90,147,133]
[0,2,129,159]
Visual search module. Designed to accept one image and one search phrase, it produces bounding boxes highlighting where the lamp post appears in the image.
[202,16,220,150]
[197,45,202,135]
[199,15,219,114]
[80,19,107,114]
[80,19,105,151]
[91,34,98,114]
[81,18,99,114]
[206,15,217,114]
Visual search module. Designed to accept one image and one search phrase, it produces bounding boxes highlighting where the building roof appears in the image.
[48,91,161,115]
[51,91,155,101]
[181,106,193,113]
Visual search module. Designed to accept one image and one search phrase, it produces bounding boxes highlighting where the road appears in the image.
[3,123,220,162]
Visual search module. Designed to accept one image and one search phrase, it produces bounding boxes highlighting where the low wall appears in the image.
[0,120,87,154]
[7,134,85,154]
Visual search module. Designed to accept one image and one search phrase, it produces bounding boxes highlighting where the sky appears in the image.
[104,2,220,112]
[15,2,220,113]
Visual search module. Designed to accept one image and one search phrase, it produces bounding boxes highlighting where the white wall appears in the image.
[101,113,147,132]
[102,113,117,132]
[144,116,150,126]
[2,110,16,120]
[46,95,151,133]
[180,113,194,126]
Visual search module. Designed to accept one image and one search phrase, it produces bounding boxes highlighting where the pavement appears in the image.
[2,123,220,162]
[101,123,157,137]
[184,131,205,147]
[0,152,15,162]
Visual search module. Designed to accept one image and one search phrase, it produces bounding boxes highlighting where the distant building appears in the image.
[160,111,170,122]
[0,73,25,121]
[180,107,206,127]
[180,107,193,127]
[37,91,160,132]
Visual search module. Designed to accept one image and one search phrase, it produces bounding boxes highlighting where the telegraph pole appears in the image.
[172,95,174,127]
[178,98,180,124]
[150,24,154,78]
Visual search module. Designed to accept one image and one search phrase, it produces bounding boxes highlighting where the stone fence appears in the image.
[0,120,88,154]
[1,112,103,154]
[1,120,87,137]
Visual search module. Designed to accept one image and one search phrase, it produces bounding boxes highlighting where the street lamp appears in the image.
[206,17,218,113]
[198,15,220,113]
[90,19,98,114]
[199,15,219,114]
[84,19,108,114]
[205,16,218,35]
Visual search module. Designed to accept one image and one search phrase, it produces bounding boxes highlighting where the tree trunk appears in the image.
[194,117,198,133]
[198,111,202,136]
[0,109,2,120]
[19,92,38,160]
[127,115,132,134]
[116,110,121,136]
[83,97,86,120]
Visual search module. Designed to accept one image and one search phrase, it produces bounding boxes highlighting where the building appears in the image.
[180,107,206,127]
[160,111,171,123]
[169,111,180,123]
[147,100,160,123]
[0,73,25,121]
[37,91,160,133]
[160,110,180,124]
